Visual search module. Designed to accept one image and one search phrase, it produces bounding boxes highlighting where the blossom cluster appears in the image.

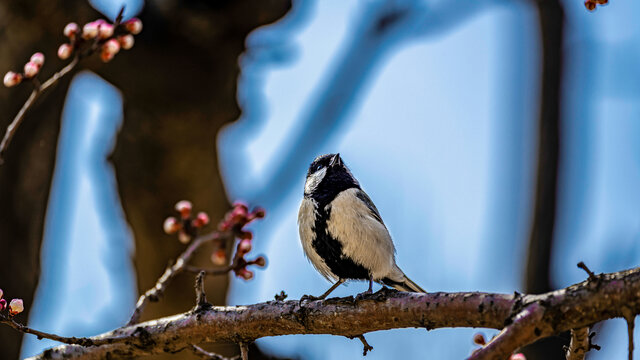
[0,288,24,317]
[3,16,142,88]
[163,201,267,280]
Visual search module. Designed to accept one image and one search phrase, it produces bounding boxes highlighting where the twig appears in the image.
[190,344,239,360]
[127,231,224,326]
[195,271,208,306]
[624,311,635,360]
[184,265,234,276]
[577,261,596,280]
[0,57,79,163]
[349,334,373,356]
[239,343,249,360]
[565,327,589,360]
[588,331,601,351]
[0,313,125,347]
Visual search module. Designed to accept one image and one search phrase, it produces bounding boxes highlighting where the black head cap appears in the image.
[304,153,359,203]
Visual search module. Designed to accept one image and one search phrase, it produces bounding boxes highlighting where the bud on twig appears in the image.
[163,217,181,234]
[82,22,99,40]
[118,34,135,50]
[238,239,252,254]
[0,299,6,312]
[211,249,227,266]
[63,22,79,38]
[30,53,45,67]
[57,44,73,60]
[23,62,40,78]
[175,200,193,219]
[124,18,143,35]
[98,24,114,39]
[3,71,22,87]
[8,298,24,316]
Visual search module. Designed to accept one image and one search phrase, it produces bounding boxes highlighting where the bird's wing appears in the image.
[354,189,385,226]
[326,188,397,280]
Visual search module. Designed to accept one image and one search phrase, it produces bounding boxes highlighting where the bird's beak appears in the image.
[330,153,341,167]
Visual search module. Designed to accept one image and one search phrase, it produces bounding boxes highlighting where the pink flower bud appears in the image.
[124,18,143,35]
[118,34,135,50]
[163,217,181,234]
[82,22,99,39]
[175,200,192,218]
[0,288,3,299]
[509,354,526,360]
[30,52,45,67]
[233,202,249,212]
[57,44,73,60]
[237,268,254,280]
[100,50,115,63]
[253,256,266,267]
[238,231,253,240]
[23,62,40,78]
[63,22,79,38]
[102,39,120,55]
[3,71,22,87]
[9,298,24,315]
[211,249,227,266]
[0,299,6,311]
[192,212,210,227]
[178,230,191,244]
[98,24,114,39]
[229,207,247,225]
[237,239,252,254]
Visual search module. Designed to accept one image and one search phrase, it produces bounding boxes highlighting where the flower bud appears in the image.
[163,217,181,234]
[178,230,191,244]
[473,333,486,345]
[211,249,227,266]
[0,299,6,311]
[233,201,249,212]
[237,268,254,280]
[509,354,526,360]
[192,212,210,227]
[3,71,22,87]
[57,44,73,60]
[30,52,45,67]
[9,298,24,315]
[124,18,143,35]
[238,231,253,240]
[23,62,40,78]
[237,239,252,254]
[98,23,114,39]
[253,256,266,267]
[584,0,596,10]
[229,207,247,225]
[82,22,99,39]
[103,38,120,55]
[175,200,192,218]
[252,207,266,219]
[0,288,3,299]
[118,34,135,50]
[100,50,115,63]
[63,22,79,38]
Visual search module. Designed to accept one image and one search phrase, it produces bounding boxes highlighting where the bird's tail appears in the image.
[382,274,426,293]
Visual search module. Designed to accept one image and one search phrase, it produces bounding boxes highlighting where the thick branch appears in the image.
[24,266,640,360]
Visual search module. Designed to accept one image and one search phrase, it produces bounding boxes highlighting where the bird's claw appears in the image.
[355,289,373,302]
[299,294,323,305]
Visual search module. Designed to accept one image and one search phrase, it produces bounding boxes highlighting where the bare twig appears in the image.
[21,266,640,360]
[239,343,249,360]
[624,311,635,360]
[195,271,208,306]
[190,344,239,360]
[577,261,596,280]
[184,265,234,276]
[349,334,373,356]
[127,231,224,325]
[565,327,589,360]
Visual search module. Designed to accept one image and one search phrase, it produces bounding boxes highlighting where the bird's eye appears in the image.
[313,164,324,172]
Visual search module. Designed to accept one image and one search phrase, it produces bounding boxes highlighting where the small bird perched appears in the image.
[298,153,425,299]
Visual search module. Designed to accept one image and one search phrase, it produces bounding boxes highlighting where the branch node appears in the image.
[239,342,249,360]
[195,271,207,306]
[348,334,374,356]
[577,261,596,280]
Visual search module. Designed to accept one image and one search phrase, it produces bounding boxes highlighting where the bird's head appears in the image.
[304,153,358,197]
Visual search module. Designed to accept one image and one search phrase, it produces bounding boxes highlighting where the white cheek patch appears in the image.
[304,167,327,195]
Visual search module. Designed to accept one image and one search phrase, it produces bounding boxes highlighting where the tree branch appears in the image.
[565,328,589,360]
[21,266,640,360]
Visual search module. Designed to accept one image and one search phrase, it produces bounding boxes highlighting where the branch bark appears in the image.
[23,266,640,360]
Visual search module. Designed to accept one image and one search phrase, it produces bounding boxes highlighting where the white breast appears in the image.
[298,197,335,280]
[326,188,401,280]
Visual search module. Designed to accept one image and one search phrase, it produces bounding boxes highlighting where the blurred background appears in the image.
[0,0,639,359]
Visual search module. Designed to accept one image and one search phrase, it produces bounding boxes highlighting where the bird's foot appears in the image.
[355,289,373,302]
[299,294,324,305]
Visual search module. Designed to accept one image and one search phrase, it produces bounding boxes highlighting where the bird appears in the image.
[298,153,425,300]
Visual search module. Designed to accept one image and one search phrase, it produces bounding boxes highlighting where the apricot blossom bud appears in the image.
[57,44,73,60]
[82,22,99,39]
[192,212,210,227]
[100,50,115,63]
[103,39,120,55]
[237,268,254,280]
[509,354,526,360]
[124,18,143,34]
[253,256,266,267]
[238,231,253,240]
[473,333,486,345]
[175,200,192,218]
[118,34,135,50]
[0,299,6,311]
[9,298,24,315]
[0,288,3,299]
[211,249,227,266]
[63,22,79,38]
[98,24,114,39]
[23,62,40,78]
[30,52,45,67]
[163,217,181,234]
[178,230,191,244]
[238,239,252,254]
[252,207,266,219]
[3,71,22,87]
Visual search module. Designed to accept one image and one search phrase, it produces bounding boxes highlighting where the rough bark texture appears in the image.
[0,1,290,360]
[21,266,640,360]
